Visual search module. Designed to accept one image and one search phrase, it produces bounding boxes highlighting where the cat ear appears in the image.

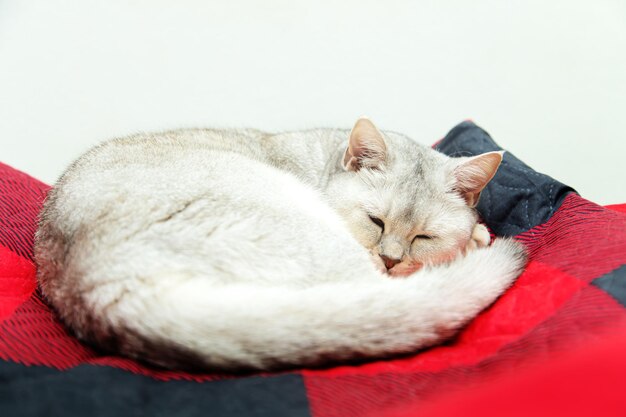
[451,151,504,207]
[342,117,387,171]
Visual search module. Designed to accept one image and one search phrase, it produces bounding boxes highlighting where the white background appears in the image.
[1,1,625,204]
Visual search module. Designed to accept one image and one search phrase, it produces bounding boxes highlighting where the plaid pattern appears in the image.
[1,123,624,417]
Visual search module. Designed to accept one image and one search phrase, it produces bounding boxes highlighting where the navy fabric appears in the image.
[593,265,626,307]
[0,361,311,417]
[435,121,576,236]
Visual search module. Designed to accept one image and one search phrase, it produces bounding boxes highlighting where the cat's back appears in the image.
[37,128,270,268]
[45,128,265,216]
[60,127,267,181]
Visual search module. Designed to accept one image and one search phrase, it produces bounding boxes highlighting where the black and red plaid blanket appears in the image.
[1,122,625,417]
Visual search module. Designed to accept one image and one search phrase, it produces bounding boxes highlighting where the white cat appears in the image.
[34,118,526,371]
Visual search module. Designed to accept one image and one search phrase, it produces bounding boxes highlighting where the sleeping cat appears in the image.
[34,118,526,372]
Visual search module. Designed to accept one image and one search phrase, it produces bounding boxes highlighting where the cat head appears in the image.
[328,118,503,276]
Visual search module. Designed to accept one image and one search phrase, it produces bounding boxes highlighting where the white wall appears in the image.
[1,0,625,204]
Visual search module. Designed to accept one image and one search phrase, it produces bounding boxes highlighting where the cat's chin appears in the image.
[369,253,423,277]
[388,263,423,277]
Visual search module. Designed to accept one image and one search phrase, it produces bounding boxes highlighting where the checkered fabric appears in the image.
[1,122,624,417]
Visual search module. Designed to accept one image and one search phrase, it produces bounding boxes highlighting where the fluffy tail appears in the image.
[104,239,526,371]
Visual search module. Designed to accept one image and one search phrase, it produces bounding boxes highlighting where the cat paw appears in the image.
[465,223,491,253]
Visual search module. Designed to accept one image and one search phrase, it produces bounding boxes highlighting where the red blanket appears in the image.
[1,122,625,417]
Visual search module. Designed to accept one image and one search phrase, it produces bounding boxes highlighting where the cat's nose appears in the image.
[380,255,401,270]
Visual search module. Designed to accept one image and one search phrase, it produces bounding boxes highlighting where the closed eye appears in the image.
[412,234,434,242]
[369,216,385,231]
